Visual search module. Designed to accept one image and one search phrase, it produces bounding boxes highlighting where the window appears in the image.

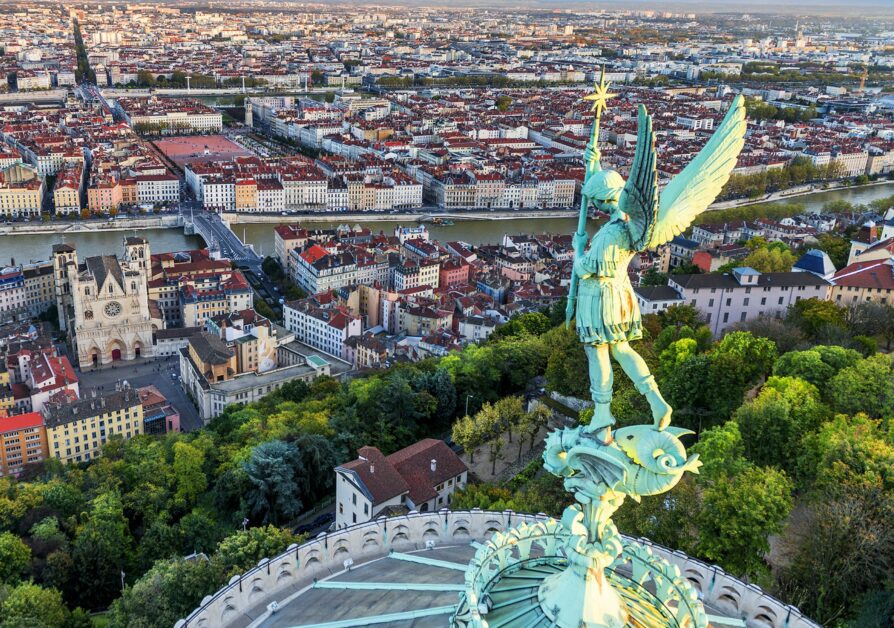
[740,312,747,322]
[723,313,729,323]
[339,502,343,514]
[352,494,357,505]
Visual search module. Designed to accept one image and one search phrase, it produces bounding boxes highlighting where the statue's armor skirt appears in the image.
[575,274,642,345]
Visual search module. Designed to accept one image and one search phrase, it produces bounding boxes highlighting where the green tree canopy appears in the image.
[214,525,298,577]
[0,582,68,627]
[697,465,793,578]
[108,557,222,628]
[0,531,31,584]
[242,440,305,525]
[826,354,894,419]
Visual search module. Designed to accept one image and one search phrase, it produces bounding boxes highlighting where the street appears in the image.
[77,354,204,432]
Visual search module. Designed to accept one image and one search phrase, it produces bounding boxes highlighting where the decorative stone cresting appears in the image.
[178,509,819,628]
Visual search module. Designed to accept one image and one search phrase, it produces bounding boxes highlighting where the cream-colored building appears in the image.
[0,163,44,218]
[53,238,156,367]
[42,389,143,464]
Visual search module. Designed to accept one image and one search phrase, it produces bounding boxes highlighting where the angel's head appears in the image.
[583,169,625,215]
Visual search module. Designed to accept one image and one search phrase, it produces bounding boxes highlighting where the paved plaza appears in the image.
[76,354,204,432]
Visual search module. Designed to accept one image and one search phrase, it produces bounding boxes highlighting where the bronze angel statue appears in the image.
[566,80,747,445]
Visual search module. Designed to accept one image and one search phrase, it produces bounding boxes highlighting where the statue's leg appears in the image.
[610,342,672,430]
[583,343,614,443]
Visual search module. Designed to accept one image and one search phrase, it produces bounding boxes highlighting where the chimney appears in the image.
[430,459,437,472]
[369,463,375,474]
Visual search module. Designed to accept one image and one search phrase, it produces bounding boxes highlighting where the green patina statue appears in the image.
[566,72,747,445]
[453,75,747,628]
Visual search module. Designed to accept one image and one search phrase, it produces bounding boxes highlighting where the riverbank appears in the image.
[0,179,891,243]
[220,209,577,224]
[708,178,894,212]
[0,214,180,236]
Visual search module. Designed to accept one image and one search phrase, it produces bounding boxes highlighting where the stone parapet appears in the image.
[178,509,818,628]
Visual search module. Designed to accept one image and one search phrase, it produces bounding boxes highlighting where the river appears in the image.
[235,181,894,254]
[0,228,203,266]
[0,182,891,265]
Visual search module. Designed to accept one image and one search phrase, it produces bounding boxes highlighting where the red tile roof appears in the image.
[0,411,43,434]
[386,439,467,506]
[834,259,894,290]
[340,445,409,505]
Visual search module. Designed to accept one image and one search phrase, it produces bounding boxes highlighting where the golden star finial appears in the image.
[583,67,616,118]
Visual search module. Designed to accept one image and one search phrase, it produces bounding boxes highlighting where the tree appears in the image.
[786,298,847,338]
[813,233,850,270]
[734,377,827,473]
[826,354,894,419]
[0,531,31,584]
[775,487,894,625]
[242,441,305,525]
[214,525,298,577]
[714,331,778,384]
[799,414,894,492]
[543,326,589,398]
[492,396,525,445]
[697,465,793,578]
[491,312,551,340]
[691,421,748,481]
[639,267,669,287]
[71,492,133,610]
[659,304,702,329]
[728,316,805,354]
[495,95,512,111]
[848,301,894,350]
[172,441,207,509]
[0,582,68,627]
[742,244,796,272]
[108,557,222,628]
[452,415,483,464]
[614,476,700,556]
[521,405,550,455]
[657,338,698,383]
[292,434,336,505]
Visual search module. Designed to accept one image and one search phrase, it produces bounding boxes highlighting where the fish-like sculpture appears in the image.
[612,425,701,498]
[543,424,701,505]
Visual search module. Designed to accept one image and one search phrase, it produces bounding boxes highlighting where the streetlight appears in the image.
[242,517,249,532]
[465,394,475,416]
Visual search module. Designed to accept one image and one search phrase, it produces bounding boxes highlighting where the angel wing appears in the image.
[645,94,748,250]
[619,104,659,251]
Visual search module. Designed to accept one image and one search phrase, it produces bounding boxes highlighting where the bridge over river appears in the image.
[183,210,262,269]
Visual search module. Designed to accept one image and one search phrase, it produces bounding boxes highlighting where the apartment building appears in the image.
[179,331,339,422]
[0,163,44,217]
[0,411,48,477]
[291,245,361,294]
[42,389,144,464]
[829,258,894,307]
[117,97,223,134]
[668,267,831,336]
[283,297,362,360]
